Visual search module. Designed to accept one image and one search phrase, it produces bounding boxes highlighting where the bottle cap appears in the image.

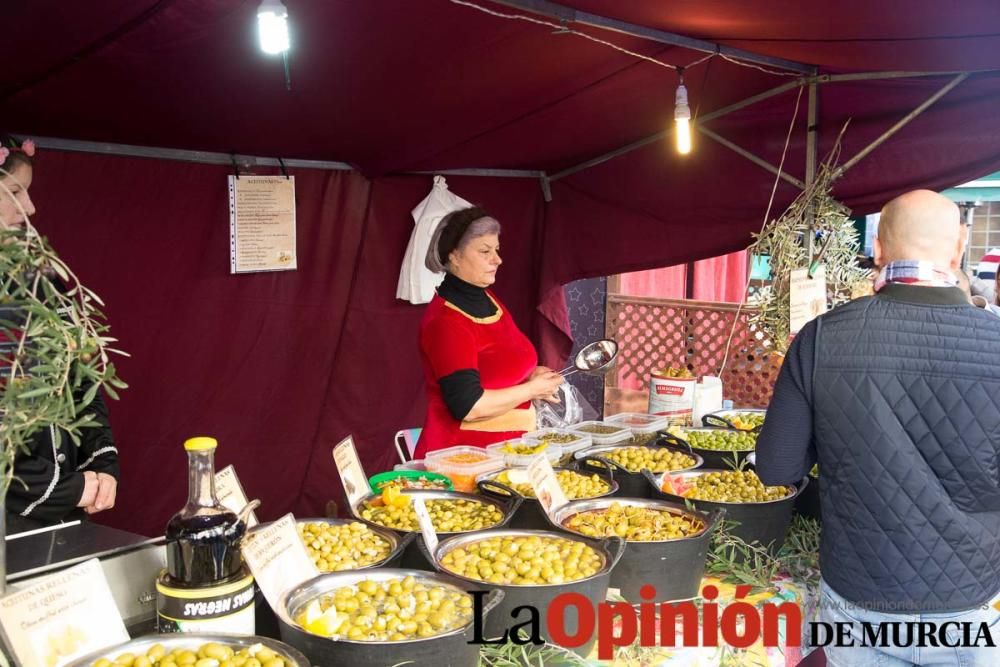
[184,436,218,452]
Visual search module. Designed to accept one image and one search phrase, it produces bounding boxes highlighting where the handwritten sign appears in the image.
[789,266,827,334]
[412,497,439,557]
[229,175,297,273]
[215,465,259,528]
[333,436,370,509]
[528,455,569,518]
[0,559,129,667]
[242,514,318,610]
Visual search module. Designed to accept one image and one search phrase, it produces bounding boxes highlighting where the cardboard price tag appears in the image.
[242,513,319,610]
[333,436,370,509]
[789,265,827,334]
[215,465,259,528]
[412,496,439,556]
[0,559,129,667]
[528,455,569,518]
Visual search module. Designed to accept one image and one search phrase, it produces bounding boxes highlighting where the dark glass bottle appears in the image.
[164,437,245,586]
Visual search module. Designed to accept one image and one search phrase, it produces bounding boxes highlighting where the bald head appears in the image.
[875,190,963,268]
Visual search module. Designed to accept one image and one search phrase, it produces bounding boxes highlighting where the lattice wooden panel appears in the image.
[605,296,779,413]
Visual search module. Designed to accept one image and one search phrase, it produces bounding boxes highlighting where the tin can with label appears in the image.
[156,568,255,634]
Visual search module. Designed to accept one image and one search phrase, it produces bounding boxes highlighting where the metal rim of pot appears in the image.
[573,440,704,477]
[249,517,415,571]
[275,568,504,645]
[66,633,311,667]
[424,527,627,589]
[658,428,757,458]
[647,468,803,505]
[349,487,523,536]
[701,408,767,432]
[475,466,619,502]
[548,496,718,544]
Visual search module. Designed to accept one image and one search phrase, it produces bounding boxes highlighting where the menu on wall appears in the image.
[228,175,297,273]
[0,559,129,667]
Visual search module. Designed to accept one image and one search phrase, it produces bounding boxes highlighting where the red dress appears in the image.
[415,290,538,457]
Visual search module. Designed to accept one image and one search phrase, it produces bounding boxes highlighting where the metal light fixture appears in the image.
[258,0,290,55]
[674,70,692,155]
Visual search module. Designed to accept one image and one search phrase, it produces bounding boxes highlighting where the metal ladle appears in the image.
[558,338,619,377]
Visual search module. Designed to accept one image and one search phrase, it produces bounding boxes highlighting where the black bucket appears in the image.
[701,408,767,433]
[476,467,618,531]
[574,443,702,499]
[658,430,756,470]
[276,569,503,667]
[423,529,626,658]
[646,469,806,557]
[349,489,522,570]
[545,496,722,603]
[794,472,821,520]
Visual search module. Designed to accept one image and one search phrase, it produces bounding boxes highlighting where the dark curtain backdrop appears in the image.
[30,151,552,537]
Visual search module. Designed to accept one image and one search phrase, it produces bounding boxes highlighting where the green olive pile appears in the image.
[684,429,757,452]
[681,471,792,503]
[359,498,503,532]
[492,469,610,499]
[441,534,603,585]
[91,642,290,667]
[724,412,766,431]
[532,431,582,445]
[298,521,391,572]
[296,576,473,641]
[563,502,703,541]
[576,424,625,435]
[588,446,696,473]
[374,475,450,491]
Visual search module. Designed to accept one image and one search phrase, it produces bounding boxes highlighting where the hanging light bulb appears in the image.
[258,0,290,55]
[674,72,692,155]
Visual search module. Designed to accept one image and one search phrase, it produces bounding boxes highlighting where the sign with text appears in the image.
[333,436,370,509]
[0,559,129,667]
[215,465,259,528]
[412,497,439,556]
[228,175,297,273]
[528,455,569,517]
[242,514,318,610]
[789,266,827,334]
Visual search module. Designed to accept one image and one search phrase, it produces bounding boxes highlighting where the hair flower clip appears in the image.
[21,140,35,157]
[0,147,9,167]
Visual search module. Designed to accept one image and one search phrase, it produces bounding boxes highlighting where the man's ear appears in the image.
[949,235,965,269]
[873,237,885,268]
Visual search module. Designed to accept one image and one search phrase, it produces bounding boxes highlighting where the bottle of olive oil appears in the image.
[156,437,256,634]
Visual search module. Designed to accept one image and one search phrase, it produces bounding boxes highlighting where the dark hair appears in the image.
[425,206,501,272]
[0,133,33,176]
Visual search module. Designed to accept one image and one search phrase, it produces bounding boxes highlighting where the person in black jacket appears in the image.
[1,134,120,531]
[756,190,1000,667]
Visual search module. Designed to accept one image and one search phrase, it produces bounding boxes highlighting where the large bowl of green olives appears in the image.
[350,488,521,570]
[424,529,624,658]
[68,634,308,667]
[648,468,806,557]
[477,466,618,530]
[660,427,758,469]
[574,442,702,498]
[547,498,722,603]
[276,569,503,667]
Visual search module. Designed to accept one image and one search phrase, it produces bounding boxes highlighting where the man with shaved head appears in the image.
[757,190,1000,666]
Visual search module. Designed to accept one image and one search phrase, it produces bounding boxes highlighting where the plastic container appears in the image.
[568,420,632,447]
[524,429,592,465]
[393,459,426,472]
[369,470,453,492]
[486,437,562,467]
[425,446,504,492]
[605,412,668,445]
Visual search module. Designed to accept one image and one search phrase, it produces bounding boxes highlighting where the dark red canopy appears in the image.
[4,1,1000,534]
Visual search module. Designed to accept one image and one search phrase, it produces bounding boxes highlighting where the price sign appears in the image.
[528,455,569,518]
[333,436,370,509]
[412,497,439,556]
[789,265,827,334]
[242,514,318,610]
[215,465,259,528]
[0,559,129,667]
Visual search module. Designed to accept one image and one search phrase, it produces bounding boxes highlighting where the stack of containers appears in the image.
[424,445,504,492]
[523,428,592,466]
[486,437,562,468]
[605,412,669,446]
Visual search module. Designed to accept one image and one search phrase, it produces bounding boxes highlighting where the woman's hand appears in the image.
[77,471,117,514]
[526,369,564,403]
[77,471,99,508]
[529,365,555,380]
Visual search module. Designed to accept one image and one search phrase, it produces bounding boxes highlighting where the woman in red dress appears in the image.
[415,207,563,457]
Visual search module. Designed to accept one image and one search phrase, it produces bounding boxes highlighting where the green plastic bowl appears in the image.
[368,470,454,493]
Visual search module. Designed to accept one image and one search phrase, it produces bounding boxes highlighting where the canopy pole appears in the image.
[697,126,806,190]
[805,81,819,260]
[835,73,970,177]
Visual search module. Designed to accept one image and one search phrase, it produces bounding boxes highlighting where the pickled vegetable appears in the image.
[587,446,696,473]
[684,429,757,452]
[726,412,766,431]
[498,441,549,456]
[298,521,392,572]
[680,470,791,503]
[91,642,291,666]
[295,576,473,641]
[563,502,703,541]
[360,497,503,532]
[575,424,625,435]
[492,469,610,500]
[373,475,450,491]
[440,535,603,585]
[656,367,694,378]
[531,432,581,445]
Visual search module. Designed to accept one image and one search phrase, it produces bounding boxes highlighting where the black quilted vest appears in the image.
[814,290,1000,611]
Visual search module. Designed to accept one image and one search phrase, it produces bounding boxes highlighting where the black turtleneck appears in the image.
[438,272,498,319]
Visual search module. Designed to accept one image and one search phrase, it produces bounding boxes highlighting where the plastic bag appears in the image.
[534,382,598,429]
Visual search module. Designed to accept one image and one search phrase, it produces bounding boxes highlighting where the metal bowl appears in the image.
[549,496,710,542]
[250,517,413,571]
[658,428,757,469]
[476,466,618,530]
[650,469,797,504]
[67,633,309,667]
[702,408,767,431]
[275,568,503,667]
[574,442,703,498]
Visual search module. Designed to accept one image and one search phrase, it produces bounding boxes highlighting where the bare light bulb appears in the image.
[258,0,290,55]
[675,82,692,155]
